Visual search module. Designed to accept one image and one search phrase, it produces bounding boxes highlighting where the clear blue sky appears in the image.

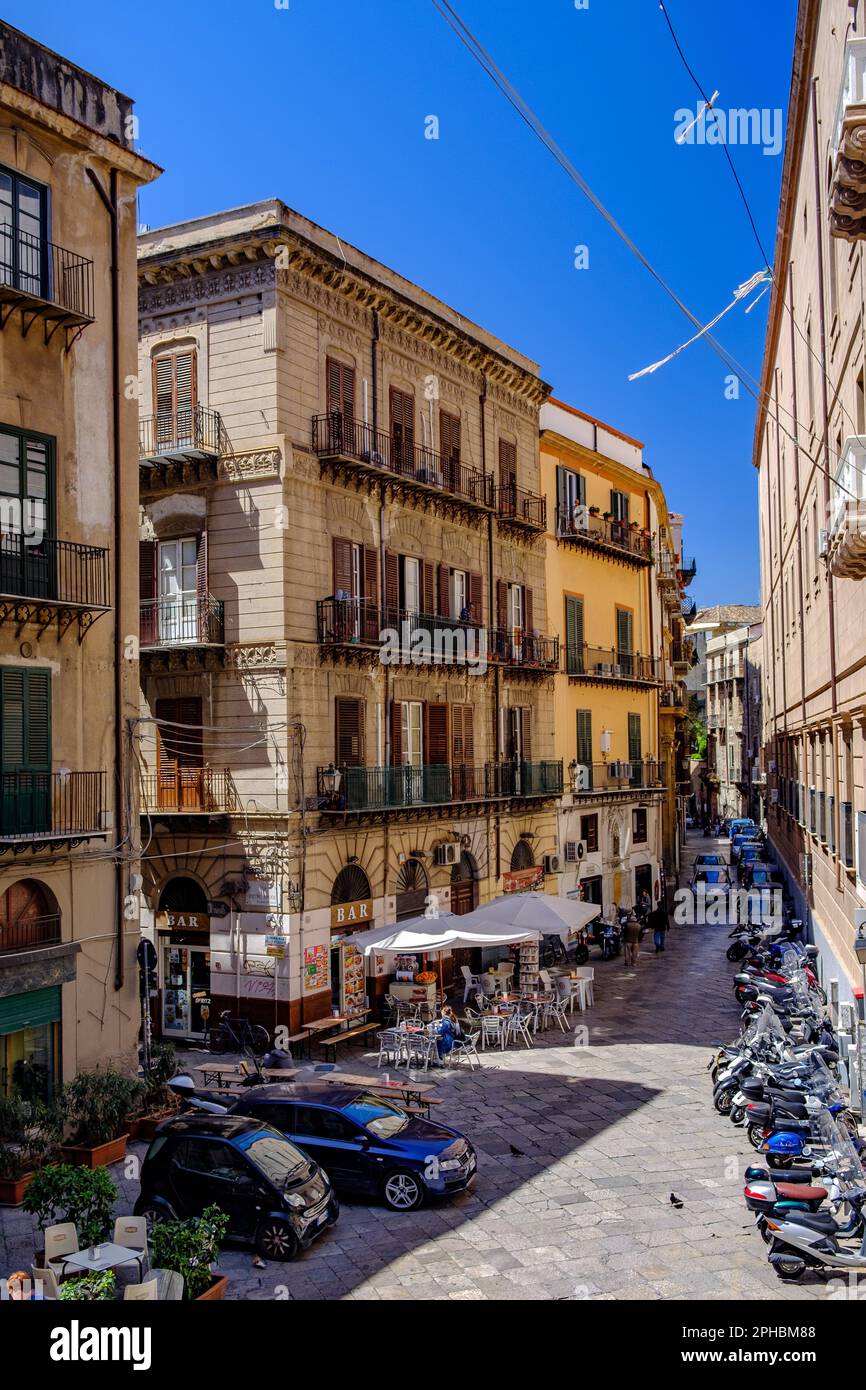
[8,0,797,604]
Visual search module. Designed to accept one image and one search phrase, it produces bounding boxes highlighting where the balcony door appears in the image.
[0,426,53,600]
[159,537,199,643]
[390,388,414,475]
[154,350,197,450]
[0,668,51,836]
[0,166,48,299]
[156,697,204,810]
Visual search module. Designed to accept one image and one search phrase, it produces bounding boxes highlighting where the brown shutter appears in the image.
[390,387,414,470]
[362,546,378,640]
[463,705,475,763]
[327,358,355,419]
[427,703,448,765]
[520,707,532,763]
[333,537,354,596]
[335,697,365,767]
[390,700,402,764]
[498,438,517,488]
[437,563,450,616]
[422,561,435,617]
[175,351,196,414]
[196,531,208,600]
[524,585,533,634]
[139,539,158,645]
[468,572,483,625]
[496,579,508,630]
[440,410,460,478]
[385,550,400,622]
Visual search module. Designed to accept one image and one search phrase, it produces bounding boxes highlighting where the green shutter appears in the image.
[0,985,60,1035]
[565,596,584,674]
[0,668,51,772]
[628,713,642,761]
[576,710,593,764]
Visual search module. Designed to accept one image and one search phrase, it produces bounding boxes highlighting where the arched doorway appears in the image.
[395,857,428,920]
[157,875,211,1042]
[0,879,62,1099]
[450,852,478,916]
[330,863,373,1018]
[510,839,535,870]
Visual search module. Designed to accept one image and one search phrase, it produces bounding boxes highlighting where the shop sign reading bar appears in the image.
[330,899,373,929]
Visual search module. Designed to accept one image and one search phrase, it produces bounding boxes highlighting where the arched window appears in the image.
[510,839,534,870]
[395,857,428,920]
[331,864,371,906]
[0,878,60,951]
[158,876,208,913]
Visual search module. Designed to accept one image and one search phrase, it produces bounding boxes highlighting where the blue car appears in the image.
[233,1084,477,1212]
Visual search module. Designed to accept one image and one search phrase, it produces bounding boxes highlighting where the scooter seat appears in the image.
[773,1207,837,1233]
[767,1167,817,1184]
[775,1182,827,1202]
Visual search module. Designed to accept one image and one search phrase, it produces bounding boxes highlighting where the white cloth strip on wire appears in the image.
[629,269,770,381]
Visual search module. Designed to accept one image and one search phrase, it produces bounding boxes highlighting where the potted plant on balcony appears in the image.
[59,1068,143,1168]
[133,1043,180,1142]
[0,1095,61,1207]
[149,1203,230,1301]
[588,505,600,516]
[24,1163,118,1261]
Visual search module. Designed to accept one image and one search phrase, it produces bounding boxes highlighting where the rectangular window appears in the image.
[556,465,586,530]
[632,808,648,844]
[565,594,584,675]
[0,164,48,297]
[401,701,423,767]
[389,387,414,470]
[580,813,599,853]
[616,607,634,678]
[576,709,592,773]
[335,698,365,768]
[153,349,197,443]
[498,438,517,490]
[610,489,630,523]
[0,424,53,600]
[0,666,51,836]
[440,410,460,468]
[326,358,355,420]
[581,874,603,906]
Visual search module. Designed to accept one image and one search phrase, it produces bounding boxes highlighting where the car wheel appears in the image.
[138,1202,174,1238]
[382,1169,424,1211]
[255,1217,300,1261]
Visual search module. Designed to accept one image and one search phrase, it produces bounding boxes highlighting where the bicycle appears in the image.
[206,1011,270,1057]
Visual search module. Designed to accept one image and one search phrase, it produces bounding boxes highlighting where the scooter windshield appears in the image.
[747,1003,791,1054]
[799,1052,840,1102]
[810,1109,863,1188]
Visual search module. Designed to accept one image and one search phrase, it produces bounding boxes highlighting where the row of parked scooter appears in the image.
[709,916,866,1282]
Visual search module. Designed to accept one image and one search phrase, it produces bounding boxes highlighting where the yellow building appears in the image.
[540,400,690,913]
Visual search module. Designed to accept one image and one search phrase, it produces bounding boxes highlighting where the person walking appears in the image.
[648,901,669,953]
[623,910,641,968]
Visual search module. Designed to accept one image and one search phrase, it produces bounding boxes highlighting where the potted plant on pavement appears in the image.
[149,1203,230,1301]
[60,1068,143,1167]
[134,1043,180,1142]
[0,1095,61,1206]
[23,1163,118,1261]
[58,1269,116,1301]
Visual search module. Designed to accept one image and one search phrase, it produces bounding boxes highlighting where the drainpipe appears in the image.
[811,78,838,715]
[87,166,126,993]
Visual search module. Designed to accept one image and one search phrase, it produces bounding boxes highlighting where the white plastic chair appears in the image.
[571,966,595,1007]
[44,1222,78,1279]
[449,1028,481,1069]
[460,965,481,1002]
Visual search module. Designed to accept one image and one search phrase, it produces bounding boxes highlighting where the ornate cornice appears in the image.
[226,643,284,670]
[217,448,282,484]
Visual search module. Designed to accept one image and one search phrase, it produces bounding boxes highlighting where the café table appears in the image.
[62,1243,145,1278]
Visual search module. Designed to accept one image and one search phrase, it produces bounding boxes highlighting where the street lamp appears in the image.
[321,763,342,803]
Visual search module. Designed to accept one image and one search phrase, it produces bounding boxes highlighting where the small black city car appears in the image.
[133,1114,339,1260]
[233,1084,477,1212]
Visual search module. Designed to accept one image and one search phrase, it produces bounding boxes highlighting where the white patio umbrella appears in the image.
[456,893,600,942]
[351,913,541,955]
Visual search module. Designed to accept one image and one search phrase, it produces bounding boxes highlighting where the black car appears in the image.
[133,1114,339,1260]
[233,1084,477,1212]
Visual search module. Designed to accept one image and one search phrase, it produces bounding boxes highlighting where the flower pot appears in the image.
[136,1110,176,1143]
[125,1116,141,1141]
[196,1273,228,1301]
[60,1135,129,1169]
[0,1171,35,1207]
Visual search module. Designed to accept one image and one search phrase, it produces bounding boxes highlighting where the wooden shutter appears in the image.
[332,537,355,596]
[153,350,196,418]
[451,704,474,765]
[153,356,174,418]
[576,710,592,766]
[617,607,633,654]
[139,539,158,645]
[390,387,414,466]
[426,703,448,765]
[611,489,629,522]
[556,466,568,524]
[326,358,355,419]
[196,531,208,601]
[628,713,642,762]
[156,697,203,768]
[524,586,533,634]
[0,669,51,772]
[385,550,400,621]
[362,547,378,605]
[335,698,365,767]
[565,595,584,674]
[389,700,402,764]
[175,352,195,414]
[496,579,508,630]
[437,563,450,617]
[498,438,517,488]
[468,572,482,624]
[519,707,532,763]
[422,561,435,617]
[440,410,460,464]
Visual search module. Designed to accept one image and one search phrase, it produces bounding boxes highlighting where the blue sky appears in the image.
[8,0,797,603]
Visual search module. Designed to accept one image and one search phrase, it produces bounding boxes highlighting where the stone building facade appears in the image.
[136,200,561,1039]
[0,24,158,1091]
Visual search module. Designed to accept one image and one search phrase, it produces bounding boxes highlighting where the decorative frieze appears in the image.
[226,643,283,670]
[217,448,282,484]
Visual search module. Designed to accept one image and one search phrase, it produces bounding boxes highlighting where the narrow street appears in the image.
[0,831,834,1301]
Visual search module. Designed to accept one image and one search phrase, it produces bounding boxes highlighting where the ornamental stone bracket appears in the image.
[225,642,286,671]
[217,448,282,485]
[830,103,866,242]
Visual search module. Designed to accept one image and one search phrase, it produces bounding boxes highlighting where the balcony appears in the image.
[316,759,563,816]
[316,599,489,669]
[828,437,866,577]
[141,767,239,815]
[488,628,560,676]
[564,643,660,687]
[139,406,229,493]
[681,597,697,621]
[493,483,546,533]
[140,595,225,672]
[678,556,697,586]
[570,759,666,798]
[671,641,692,675]
[0,771,106,848]
[312,413,493,518]
[0,913,61,956]
[556,506,653,567]
[659,687,687,713]
[0,226,95,345]
[0,534,111,641]
[830,38,866,242]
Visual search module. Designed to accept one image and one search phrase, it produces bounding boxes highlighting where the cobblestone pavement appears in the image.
[0,832,846,1301]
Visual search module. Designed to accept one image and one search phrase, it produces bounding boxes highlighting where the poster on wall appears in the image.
[303,944,328,991]
[341,940,366,1017]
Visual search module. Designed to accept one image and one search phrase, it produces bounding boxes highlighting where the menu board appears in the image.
[303,944,328,992]
[341,940,366,1017]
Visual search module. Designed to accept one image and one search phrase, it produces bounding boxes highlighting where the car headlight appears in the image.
[283,1191,308,1210]
[439,1158,463,1171]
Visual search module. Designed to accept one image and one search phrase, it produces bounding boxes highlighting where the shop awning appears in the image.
[455,893,600,942]
[351,913,542,956]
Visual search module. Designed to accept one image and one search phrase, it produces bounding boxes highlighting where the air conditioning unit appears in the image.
[543,853,563,874]
[596,662,613,676]
[565,839,588,862]
[435,842,459,866]
[609,761,631,779]
[800,852,813,888]
[611,664,623,677]
[573,503,590,532]
[572,763,592,792]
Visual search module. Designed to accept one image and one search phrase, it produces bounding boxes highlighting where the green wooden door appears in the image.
[628,712,642,786]
[576,709,593,790]
[616,608,634,678]
[1,668,51,834]
[565,595,584,674]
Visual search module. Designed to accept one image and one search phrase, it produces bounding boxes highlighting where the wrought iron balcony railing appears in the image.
[570,759,666,795]
[317,759,563,812]
[0,913,61,955]
[0,225,95,327]
[488,628,560,671]
[139,406,229,462]
[0,535,110,609]
[317,595,382,646]
[312,412,492,509]
[556,506,653,563]
[0,771,105,841]
[564,643,660,683]
[140,595,224,648]
[493,483,546,530]
[141,767,239,814]
[678,556,697,584]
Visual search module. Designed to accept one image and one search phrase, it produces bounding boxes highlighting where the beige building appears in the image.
[0,25,158,1092]
[755,0,866,1004]
[136,200,563,1040]
[698,609,763,824]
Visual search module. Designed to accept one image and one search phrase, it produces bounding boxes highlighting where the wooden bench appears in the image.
[284,1031,314,1059]
[318,1021,380,1061]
